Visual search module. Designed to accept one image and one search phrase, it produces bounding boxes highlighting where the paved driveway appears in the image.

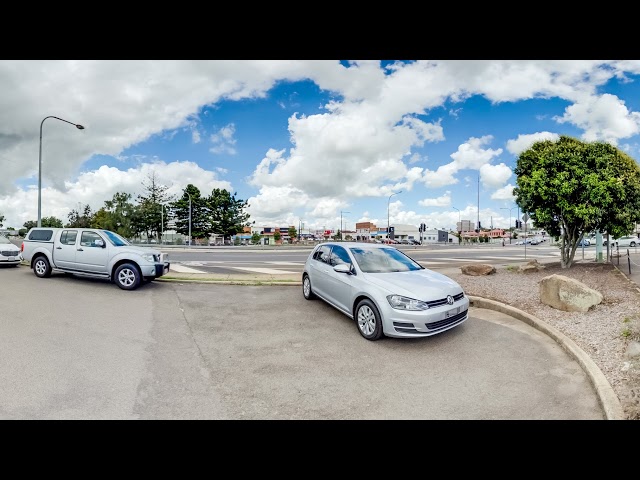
[0,265,604,419]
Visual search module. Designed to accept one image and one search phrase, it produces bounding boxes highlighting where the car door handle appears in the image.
[56,246,62,249]
[77,248,83,251]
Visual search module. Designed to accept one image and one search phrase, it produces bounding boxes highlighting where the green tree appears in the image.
[288,227,297,242]
[251,232,261,245]
[25,217,63,228]
[66,204,94,228]
[136,172,172,242]
[514,135,640,268]
[274,231,281,242]
[18,228,27,237]
[23,220,37,230]
[170,184,209,243]
[0,214,4,228]
[207,188,251,244]
[101,192,137,238]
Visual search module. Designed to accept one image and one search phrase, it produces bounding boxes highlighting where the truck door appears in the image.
[75,230,109,273]
[55,230,79,269]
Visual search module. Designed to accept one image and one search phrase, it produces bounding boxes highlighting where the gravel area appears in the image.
[445,258,640,420]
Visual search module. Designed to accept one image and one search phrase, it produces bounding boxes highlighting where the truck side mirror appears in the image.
[95,239,105,248]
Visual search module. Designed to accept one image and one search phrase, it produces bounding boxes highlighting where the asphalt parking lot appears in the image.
[0,265,604,419]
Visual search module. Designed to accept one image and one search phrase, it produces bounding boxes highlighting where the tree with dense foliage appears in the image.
[288,227,297,242]
[0,214,4,228]
[207,188,251,244]
[274,231,281,242]
[170,184,210,242]
[513,135,640,268]
[23,217,63,229]
[251,232,261,245]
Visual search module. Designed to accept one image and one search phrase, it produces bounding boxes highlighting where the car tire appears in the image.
[355,298,384,341]
[302,274,315,300]
[33,256,52,278]
[631,241,636,247]
[114,263,141,290]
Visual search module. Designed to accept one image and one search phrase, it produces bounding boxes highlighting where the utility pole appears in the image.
[477,175,480,234]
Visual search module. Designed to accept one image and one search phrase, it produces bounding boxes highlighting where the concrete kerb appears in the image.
[468,296,625,420]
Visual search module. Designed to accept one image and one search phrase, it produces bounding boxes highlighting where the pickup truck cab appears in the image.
[21,227,170,290]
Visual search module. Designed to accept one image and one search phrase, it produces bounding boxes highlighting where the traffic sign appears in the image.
[522,213,529,223]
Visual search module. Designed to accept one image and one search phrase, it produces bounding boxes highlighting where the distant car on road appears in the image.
[577,238,591,247]
[0,235,21,267]
[301,241,469,341]
[612,236,639,248]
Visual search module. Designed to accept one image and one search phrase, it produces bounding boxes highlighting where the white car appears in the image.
[0,235,22,266]
[612,236,639,248]
[301,242,469,341]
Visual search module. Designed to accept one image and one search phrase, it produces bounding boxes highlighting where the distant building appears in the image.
[457,220,475,232]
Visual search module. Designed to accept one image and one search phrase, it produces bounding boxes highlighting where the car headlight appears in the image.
[142,253,155,262]
[387,295,430,311]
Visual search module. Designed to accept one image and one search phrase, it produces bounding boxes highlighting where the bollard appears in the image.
[629,249,632,275]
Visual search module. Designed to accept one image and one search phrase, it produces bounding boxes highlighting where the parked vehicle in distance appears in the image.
[301,242,469,341]
[21,227,170,290]
[612,236,639,248]
[577,238,591,247]
[409,239,421,245]
[0,235,21,267]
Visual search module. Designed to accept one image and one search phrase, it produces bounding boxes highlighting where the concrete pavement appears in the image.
[157,255,629,420]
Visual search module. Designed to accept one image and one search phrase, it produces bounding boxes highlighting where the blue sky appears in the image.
[2,60,640,233]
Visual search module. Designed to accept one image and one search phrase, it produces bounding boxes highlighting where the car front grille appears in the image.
[426,292,465,308]
[0,251,18,257]
[393,309,468,334]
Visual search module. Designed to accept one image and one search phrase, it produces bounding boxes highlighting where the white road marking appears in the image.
[170,264,209,273]
[265,261,305,265]
[231,267,298,275]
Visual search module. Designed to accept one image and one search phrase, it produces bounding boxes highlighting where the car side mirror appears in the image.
[333,263,352,274]
[95,239,105,248]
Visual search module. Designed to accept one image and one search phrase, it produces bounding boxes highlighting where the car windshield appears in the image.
[102,230,130,246]
[0,236,12,244]
[349,247,423,273]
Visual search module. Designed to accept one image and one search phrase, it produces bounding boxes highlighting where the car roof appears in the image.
[318,242,395,249]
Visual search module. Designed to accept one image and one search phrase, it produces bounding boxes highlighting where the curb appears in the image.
[468,296,625,421]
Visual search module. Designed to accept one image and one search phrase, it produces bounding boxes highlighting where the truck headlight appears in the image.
[142,253,155,263]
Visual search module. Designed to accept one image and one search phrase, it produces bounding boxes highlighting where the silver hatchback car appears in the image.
[302,242,469,341]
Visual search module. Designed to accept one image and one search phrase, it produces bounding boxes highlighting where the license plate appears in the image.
[445,306,460,318]
[8,256,15,261]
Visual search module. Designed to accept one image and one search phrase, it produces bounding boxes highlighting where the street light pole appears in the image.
[340,211,350,241]
[387,191,402,242]
[185,192,192,248]
[38,116,84,227]
[500,206,517,244]
[452,207,460,229]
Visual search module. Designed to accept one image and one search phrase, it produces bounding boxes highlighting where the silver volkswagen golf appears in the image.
[302,242,469,341]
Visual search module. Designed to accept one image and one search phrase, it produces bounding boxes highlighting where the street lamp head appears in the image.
[76,124,85,130]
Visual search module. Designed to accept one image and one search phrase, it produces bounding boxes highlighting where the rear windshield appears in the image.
[28,229,54,241]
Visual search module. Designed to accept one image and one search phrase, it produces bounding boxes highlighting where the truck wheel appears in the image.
[33,256,52,278]
[114,263,141,290]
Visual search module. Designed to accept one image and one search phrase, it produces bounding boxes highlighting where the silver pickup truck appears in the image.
[21,227,170,290]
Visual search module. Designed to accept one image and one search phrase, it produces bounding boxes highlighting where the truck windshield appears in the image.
[103,230,130,246]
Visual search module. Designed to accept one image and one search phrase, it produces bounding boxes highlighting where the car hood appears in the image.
[113,245,162,257]
[0,244,20,253]
[362,269,464,299]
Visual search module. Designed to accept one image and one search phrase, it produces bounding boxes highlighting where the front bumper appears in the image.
[141,261,170,278]
[381,297,470,338]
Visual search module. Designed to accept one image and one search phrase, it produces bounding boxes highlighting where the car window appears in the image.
[28,229,53,241]
[329,245,351,266]
[60,230,78,246]
[313,245,332,264]
[350,247,422,273]
[80,231,104,247]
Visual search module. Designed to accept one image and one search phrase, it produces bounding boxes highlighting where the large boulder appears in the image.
[539,274,603,312]
[460,264,496,276]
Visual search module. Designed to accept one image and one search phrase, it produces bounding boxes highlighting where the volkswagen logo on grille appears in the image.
[446,295,454,305]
